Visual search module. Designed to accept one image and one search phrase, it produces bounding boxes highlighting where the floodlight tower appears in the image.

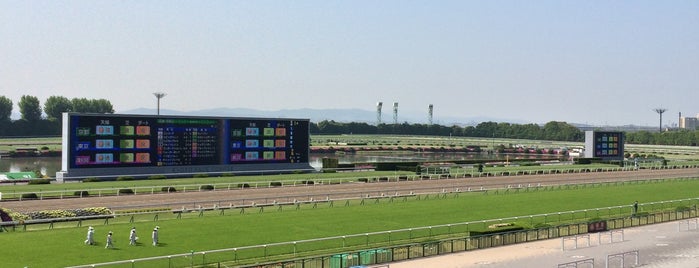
[392,102,399,125]
[376,102,383,125]
[153,92,167,115]
[428,104,434,125]
[654,108,667,132]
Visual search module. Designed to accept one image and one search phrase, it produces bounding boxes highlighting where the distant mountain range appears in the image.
[9,107,655,131]
[117,107,518,126]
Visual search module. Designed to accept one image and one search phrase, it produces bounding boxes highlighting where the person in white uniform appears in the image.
[105,231,114,249]
[84,226,95,245]
[129,227,137,245]
[151,226,159,246]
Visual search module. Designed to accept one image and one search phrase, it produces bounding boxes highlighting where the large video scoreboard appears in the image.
[58,113,311,180]
[583,131,624,161]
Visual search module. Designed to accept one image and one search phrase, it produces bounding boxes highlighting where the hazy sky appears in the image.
[1,1,697,126]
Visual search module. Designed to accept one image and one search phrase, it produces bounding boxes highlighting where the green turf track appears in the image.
[2,178,699,267]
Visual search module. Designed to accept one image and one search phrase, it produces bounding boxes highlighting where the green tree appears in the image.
[18,95,42,121]
[93,99,114,113]
[0,95,12,121]
[71,98,114,113]
[44,96,73,120]
[474,121,498,137]
[542,121,582,141]
[71,98,92,113]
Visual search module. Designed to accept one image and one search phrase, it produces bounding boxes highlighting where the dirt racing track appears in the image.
[2,168,698,213]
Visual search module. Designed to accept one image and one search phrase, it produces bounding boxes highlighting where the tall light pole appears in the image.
[153,92,166,115]
[654,108,667,132]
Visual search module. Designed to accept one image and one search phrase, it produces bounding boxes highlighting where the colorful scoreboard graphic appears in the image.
[64,114,310,170]
[227,119,308,163]
[584,131,624,160]
[70,116,157,168]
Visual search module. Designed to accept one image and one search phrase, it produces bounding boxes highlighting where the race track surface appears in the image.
[2,168,697,212]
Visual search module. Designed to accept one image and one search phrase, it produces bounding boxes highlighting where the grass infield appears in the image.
[1,178,699,267]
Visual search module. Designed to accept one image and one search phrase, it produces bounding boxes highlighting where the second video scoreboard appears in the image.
[584,131,624,160]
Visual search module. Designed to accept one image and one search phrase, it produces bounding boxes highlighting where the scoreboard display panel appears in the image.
[60,113,311,179]
[68,116,223,168]
[227,119,308,164]
[584,131,624,160]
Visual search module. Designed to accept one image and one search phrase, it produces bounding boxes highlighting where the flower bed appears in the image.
[0,207,113,221]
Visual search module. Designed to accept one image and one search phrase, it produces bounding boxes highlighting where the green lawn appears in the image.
[0,164,652,200]
[1,178,698,267]
[0,171,415,199]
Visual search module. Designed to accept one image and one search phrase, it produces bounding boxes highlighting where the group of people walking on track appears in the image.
[85,225,159,248]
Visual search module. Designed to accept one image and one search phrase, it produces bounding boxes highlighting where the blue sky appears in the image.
[1,1,697,126]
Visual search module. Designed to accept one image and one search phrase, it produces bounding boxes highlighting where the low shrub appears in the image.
[301,180,314,185]
[25,207,113,220]
[73,207,113,217]
[118,188,134,195]
[82,177,101,182]
[358,178,368,183]
[270,181,282,187]
[73,191,89,197]
[149,175,167,180]
[237,183,250,188]
[199,185,214,191]
[193,173,209,178]
[21,193,38,199]
[634,212,650,217]
[27,210,76,219]
[676,206,691,212]
[161,186,177,193]
[533,222,552,229]
[28,179,51,185]
[114,208,169,214]
[116,176,134,181]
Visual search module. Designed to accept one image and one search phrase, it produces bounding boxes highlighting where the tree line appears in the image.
[625,130,699,146]
[312,120,699,146]
[0,95,114,136]
[311,120,585,142]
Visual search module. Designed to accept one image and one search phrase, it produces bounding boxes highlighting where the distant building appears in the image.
[679,114,699,130]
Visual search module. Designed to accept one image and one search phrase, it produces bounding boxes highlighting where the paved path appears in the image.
[389,219,699,268]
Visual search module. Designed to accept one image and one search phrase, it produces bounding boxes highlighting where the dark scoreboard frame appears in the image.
[58,113,312,180]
